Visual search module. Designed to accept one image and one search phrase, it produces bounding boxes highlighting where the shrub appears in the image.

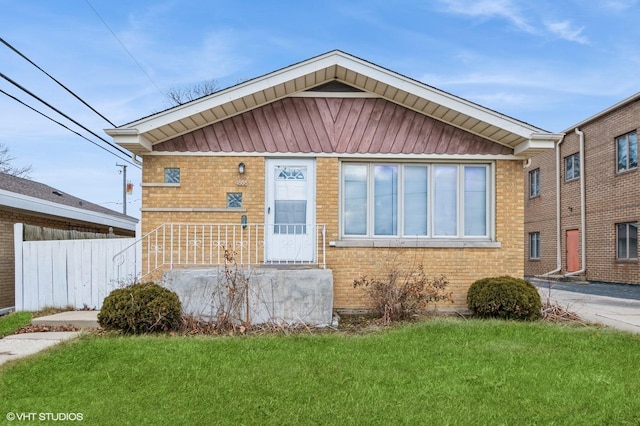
[98,282,182,333]
[467,276,542,321]
[354,264,453,323]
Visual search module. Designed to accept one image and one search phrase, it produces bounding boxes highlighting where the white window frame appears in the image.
[616,130,638,173]
[529,232,541,259]
[529,168,540,198]
[565,153,580,182]
[339,161,494,241]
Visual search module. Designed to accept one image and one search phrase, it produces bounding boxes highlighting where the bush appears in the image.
[98,282,182,333]
[354,264,453,323]
[467,276,542,321]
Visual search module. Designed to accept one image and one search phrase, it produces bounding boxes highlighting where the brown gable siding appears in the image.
[154,97,513,155]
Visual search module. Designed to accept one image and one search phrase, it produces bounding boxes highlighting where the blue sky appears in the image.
[1,0,639,219]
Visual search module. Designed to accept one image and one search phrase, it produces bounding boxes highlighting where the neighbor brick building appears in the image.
[524,93,639,284]
[108,51,562,311]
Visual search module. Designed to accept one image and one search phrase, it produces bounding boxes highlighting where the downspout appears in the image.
[541,133,565,276]
[564,127,586,277]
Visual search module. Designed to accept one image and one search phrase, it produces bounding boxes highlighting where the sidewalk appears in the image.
[0,311,99,367]
[530,278,640,334]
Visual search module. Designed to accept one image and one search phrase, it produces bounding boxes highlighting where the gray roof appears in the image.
[0,172,137,223]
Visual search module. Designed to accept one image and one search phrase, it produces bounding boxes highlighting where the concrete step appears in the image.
[31,311,100,329]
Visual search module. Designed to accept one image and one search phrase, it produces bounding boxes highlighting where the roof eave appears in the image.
[0,189,138,231]
[104,129,153,155]
[514,133,565,158]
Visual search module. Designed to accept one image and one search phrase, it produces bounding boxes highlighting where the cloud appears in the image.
[436,0,592,44]
[545,20,589,44]
[602,0,638,11]
[436,0,535,33]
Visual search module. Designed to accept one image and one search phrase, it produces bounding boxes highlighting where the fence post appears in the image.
[13,223,24,310]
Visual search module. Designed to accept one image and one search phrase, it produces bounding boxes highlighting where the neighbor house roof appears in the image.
[0,172,138,231]
[107,50,563,158]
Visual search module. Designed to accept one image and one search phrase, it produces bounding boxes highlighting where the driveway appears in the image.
[529,277,640,334]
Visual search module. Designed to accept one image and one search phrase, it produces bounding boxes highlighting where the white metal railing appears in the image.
[113,223,326,279]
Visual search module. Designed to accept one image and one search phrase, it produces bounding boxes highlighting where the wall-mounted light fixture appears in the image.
[238,162,245,174]
[241,215,247,229]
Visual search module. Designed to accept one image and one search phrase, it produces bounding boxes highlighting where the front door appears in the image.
[566,229,580,272]
[265,159,315,262]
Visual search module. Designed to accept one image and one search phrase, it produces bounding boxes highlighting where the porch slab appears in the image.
[31,311,100,329]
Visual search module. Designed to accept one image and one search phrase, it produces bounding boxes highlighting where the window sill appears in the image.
[615,258,638,264]
[330,239,501,248]
[616,167,637,176]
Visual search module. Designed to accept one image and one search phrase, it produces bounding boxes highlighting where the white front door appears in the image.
[265,159,315,262]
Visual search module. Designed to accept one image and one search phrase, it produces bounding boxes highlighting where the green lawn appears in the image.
[1,320,639,425]
[0,312,31,338]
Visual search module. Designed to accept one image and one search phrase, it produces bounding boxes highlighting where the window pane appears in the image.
[433,165,457,236]
[164,168,180,183]
[374,165,398,235]
[565,157,573,180]
[404,166,428,236]
[529,170,538,197]
[464,166,487,236]
[630,132,638,169]
[530,233,540,259]
[343,164,367,235]
[617,223,627,259]
[574,155,580,178]
[630,223,638,259]
[618,136,628,171]
[274,200,306,234]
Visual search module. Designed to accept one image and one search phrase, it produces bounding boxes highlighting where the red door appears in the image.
[566,230,580,272]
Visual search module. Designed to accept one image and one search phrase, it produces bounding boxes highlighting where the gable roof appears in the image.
[107,50,562,158]
[0,172,138,231]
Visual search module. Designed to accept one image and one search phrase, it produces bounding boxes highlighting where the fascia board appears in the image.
[0,189,138,231]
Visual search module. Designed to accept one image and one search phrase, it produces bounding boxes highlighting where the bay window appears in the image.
[341,162,492,239]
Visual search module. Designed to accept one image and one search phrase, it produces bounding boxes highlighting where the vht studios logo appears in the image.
[6,412,84,421]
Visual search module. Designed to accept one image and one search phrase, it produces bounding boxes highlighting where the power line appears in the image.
[84,0,166,99]
[0,88,140,168]
[0,72,135,159]
[0,36,117,127]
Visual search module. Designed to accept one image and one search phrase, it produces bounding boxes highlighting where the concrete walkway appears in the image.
[0,311,99,368]
[530,278,640,334]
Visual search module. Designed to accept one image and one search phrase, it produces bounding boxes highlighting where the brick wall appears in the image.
[142,155,524,310]
[525,98,639,284]
[0,209,131,309]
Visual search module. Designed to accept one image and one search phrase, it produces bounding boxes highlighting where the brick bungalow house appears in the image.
[525,92,639,284]
[107,50,562,312]
[0,172,138,312]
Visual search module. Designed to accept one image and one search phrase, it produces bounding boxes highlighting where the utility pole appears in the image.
[116,163,127,215]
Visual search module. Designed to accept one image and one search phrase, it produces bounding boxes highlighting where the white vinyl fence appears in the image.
[14,223,139,311]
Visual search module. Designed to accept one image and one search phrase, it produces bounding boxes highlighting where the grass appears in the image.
[1,319,640,425]
[0,312,31,338]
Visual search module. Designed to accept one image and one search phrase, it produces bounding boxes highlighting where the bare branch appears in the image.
[165,79,219,106]
[0,143,33,178]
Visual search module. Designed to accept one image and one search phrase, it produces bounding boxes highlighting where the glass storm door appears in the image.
[265,159,315,262]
